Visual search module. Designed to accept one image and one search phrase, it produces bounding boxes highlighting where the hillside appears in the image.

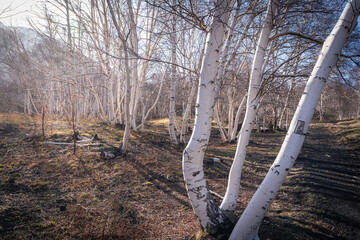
[0,113,359,239]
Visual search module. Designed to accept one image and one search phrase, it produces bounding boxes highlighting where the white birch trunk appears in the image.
[182,0,231,232]
[120,50,132,152]
[169,8,178,144]
[227,89,235,142]
[220,0,278,211]
[230,1,360,238]
[126,0,139,130]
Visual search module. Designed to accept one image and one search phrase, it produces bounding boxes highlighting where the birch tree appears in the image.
[230,0,360,238]
[106,0,133,152]
[220,0,278,211]
[169,2,179,144]
[182,0,232,234]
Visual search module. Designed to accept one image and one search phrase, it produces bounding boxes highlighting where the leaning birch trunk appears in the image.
[169,7,178,144]
[230,1,360,239]
[220,0,278,211]
[182,0,231,233]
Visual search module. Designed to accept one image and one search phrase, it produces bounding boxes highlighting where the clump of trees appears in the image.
[0,0,360,238]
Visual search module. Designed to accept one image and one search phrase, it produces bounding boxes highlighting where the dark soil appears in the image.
[0,114,359,239]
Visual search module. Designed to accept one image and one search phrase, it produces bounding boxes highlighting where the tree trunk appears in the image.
[230,1,360,238]
[169,5,179,144]
[126,0,139,130]
[182,0,232,234]
[220,0,278,212]
[106,0,132,152]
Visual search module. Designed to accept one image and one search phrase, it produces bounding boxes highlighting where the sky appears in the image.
[0,0,42,28]
[1,0,360,30]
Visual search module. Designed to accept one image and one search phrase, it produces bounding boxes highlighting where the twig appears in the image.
[1,149,11,161]
[209,190,241,203]
[76,203,104,215]
[209,190,224,200]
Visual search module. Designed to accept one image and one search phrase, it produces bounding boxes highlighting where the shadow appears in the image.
[127,157,192,209]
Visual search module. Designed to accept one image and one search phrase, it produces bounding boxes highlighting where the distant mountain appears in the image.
[0,21,41,52]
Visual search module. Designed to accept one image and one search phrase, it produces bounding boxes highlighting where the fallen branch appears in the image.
[209,190,224,200]
[1,149,11,161]
[43,141,103,147]
[43,133,101,146]
[209,190,241,203]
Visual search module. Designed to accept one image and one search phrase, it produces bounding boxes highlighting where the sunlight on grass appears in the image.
[148,118,169,127]
[325,119,360,150]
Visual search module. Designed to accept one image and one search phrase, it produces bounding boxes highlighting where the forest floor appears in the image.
[0,113,359,240]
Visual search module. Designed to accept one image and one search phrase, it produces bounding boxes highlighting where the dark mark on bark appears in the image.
[294,120,306,135]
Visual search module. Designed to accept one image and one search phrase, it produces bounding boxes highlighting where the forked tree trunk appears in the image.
[220,0,278,211]
[230,1,360,239]
[182,0,232,234]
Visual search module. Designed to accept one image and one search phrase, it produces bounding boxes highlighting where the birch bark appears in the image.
[182,0,232,233]
[220,0,278,211]
[169,7,179,144]
[230,1,360,239]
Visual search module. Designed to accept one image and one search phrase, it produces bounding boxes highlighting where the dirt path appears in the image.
[263,124,360,240]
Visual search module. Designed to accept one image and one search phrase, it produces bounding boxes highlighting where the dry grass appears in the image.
[0,113,359,239]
